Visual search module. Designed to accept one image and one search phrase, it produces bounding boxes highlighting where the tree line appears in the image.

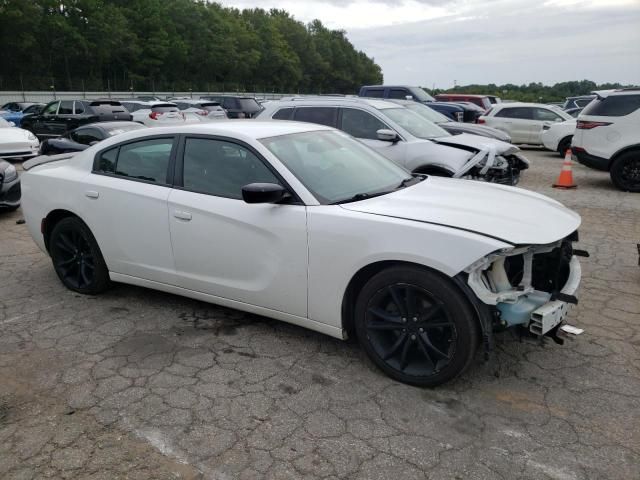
[0,0,383,93]
[431,80,635,103]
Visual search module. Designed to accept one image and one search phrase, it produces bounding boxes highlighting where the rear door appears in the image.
[87,136,177,283]
[292,107,338,128]
[491,107,534,143]
[37,101,61,138]
[53,100,76,135]
[167,135,308,316]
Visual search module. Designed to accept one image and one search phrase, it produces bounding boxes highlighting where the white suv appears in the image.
[572,90,640,192]
[478,103,573,145]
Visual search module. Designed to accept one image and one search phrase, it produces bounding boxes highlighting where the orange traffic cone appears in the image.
[553,149,577,189]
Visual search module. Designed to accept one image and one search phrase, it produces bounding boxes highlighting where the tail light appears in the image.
[196,110,208,116]
[477,118,485,124]
[576,120,612,130]
[149,111,161,120]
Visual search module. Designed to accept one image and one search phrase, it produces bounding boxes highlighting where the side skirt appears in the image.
[109,272,346,340]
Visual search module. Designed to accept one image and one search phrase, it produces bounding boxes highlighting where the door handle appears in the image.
[173,210,192,221]
[85,190,99,199]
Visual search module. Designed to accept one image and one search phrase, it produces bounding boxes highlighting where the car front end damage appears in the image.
[464,232,586,343]
[444,144,529,186]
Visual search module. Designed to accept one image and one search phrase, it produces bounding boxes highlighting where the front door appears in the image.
[168,136,308,317]
[37,101,60,137]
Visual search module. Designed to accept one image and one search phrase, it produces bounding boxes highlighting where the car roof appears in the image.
[79,121,143,131]
[493,102,560,108]
[270,96,398,110]
[436,93,489,99]
[120,121,332,140]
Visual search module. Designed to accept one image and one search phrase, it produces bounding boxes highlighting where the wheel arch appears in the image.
[610,144,640,166]
[340,260,490,343]
[43,209,83,252]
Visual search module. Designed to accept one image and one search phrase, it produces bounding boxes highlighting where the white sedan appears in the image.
[541,119,577,157]
[0,117,40,159]
[21,122,583,386]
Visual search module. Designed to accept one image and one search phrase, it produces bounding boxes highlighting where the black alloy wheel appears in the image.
[355,267,479,387]
[49,217,110,294]
[610,151,640,193]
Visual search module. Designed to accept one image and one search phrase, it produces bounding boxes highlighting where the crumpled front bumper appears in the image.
[465,242,582,336]
[453,147,529,186]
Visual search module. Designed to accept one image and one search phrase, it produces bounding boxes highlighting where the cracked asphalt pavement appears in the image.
[1,149,639,479]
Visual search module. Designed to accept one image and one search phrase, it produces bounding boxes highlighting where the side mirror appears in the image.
[376,129,399,143]
[242,183,288,204]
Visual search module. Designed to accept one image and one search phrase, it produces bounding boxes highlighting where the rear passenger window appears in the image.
[495,107,533,119]
[58,101,73,115]
[96,147,117,173]
[294,107,337,127]
[95,138,173,184]
[363,89,384,98]
[273,108,294,120]
[582,95,640,117]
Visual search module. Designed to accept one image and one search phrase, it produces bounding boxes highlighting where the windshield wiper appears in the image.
[331,190,394,205]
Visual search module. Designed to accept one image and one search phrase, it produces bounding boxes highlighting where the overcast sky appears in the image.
[217,0,640,88]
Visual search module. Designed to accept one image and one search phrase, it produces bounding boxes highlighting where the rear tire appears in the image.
[49,217,111,294]
[354,266,480,387]
[610,151,640,192]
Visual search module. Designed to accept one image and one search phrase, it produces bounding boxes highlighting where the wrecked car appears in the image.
[21,121,581,387]
[257,97,529,185]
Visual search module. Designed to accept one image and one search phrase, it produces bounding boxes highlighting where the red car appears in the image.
[435,94,494,111]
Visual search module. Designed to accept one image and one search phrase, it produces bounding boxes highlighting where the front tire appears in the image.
[610,151,640,192]
[49,217,111,294]
[557,136,572,157]
[354,266,480,387]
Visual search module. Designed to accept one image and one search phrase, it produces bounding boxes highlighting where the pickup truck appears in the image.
[21,99,132,139]
[359,85,479,123]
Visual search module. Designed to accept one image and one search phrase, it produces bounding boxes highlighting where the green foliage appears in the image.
[0,0,383,92]
[428,80,635,103]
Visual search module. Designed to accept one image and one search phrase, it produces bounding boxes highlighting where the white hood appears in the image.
[433,133,518,155]
[341,176,581,245]
[0,126,36,143]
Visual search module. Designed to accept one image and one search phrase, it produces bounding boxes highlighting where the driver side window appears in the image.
[181,138,279,199]
[341,108,389,140]
[42,102,60,115]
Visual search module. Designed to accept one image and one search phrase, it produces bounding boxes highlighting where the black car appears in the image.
[0,159,20,211]
[358,85,485,123]
[199,95,262,118]
[40,121,146,155]
[22,99,132,139]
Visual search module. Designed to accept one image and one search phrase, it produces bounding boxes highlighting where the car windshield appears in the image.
[382,108,450,139]
[237,98,261,112]
[404,103,451,124]
[260,130,413,205]
[408,88,435,102]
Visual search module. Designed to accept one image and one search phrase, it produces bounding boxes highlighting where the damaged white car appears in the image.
[257,97,530,185]
[21,122,582,387]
